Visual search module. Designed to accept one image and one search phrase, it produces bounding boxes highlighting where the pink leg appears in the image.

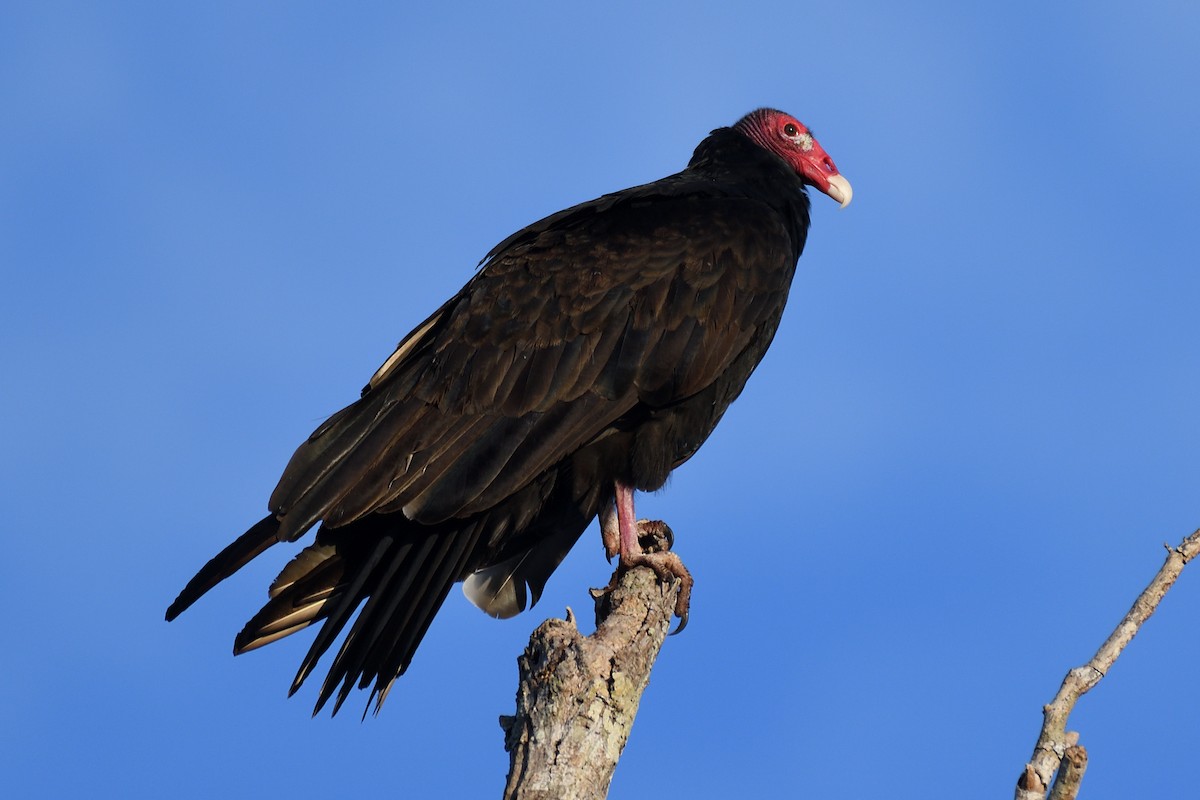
[606,479,693,631]
[614,480,642,563]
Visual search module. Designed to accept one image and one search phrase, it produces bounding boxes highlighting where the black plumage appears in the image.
[166,108,851,715]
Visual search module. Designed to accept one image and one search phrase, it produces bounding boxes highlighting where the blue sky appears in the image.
[3,2,1199,797]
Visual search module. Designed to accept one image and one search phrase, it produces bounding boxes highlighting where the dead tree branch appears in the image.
[500,566,679,800]
[1016,527,1200,800]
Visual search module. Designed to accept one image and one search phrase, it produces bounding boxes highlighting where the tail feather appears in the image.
[211,515,483,716]
[312,534,423,713]
[167,451,603,715]
[165,515,282,621]
[355,531,462,696]
[319,524,480,716]
[285,535,394,697]
[268,542,342,598]
[365,529,481,714]
[233,543,343,653]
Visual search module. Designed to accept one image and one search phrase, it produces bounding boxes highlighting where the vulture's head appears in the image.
[734,108,853,208]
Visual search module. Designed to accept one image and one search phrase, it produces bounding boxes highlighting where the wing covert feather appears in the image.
[269,194,797,537]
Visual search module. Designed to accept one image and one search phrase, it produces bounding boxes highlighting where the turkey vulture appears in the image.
[166,108,851,715]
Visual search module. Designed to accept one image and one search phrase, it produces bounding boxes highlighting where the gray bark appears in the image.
[501,566,678,800]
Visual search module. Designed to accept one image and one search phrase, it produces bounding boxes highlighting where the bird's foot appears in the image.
[602,522,620,562]
[621,548,692,634]
[601,510,673,560]
[594,519,691,633]
[599,502,620,561]
[635,519,674,553]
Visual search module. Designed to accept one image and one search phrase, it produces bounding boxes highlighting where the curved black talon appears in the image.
[668,602,689,636]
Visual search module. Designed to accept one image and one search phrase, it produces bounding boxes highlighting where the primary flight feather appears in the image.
[166,108,851,715]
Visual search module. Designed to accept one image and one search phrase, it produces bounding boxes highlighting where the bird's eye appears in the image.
[783,123,799,136]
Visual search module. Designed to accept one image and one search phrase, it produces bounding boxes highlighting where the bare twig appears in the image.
[501,566,679,800]
[1046,745,1087,800]
[1016,528,1200,799]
